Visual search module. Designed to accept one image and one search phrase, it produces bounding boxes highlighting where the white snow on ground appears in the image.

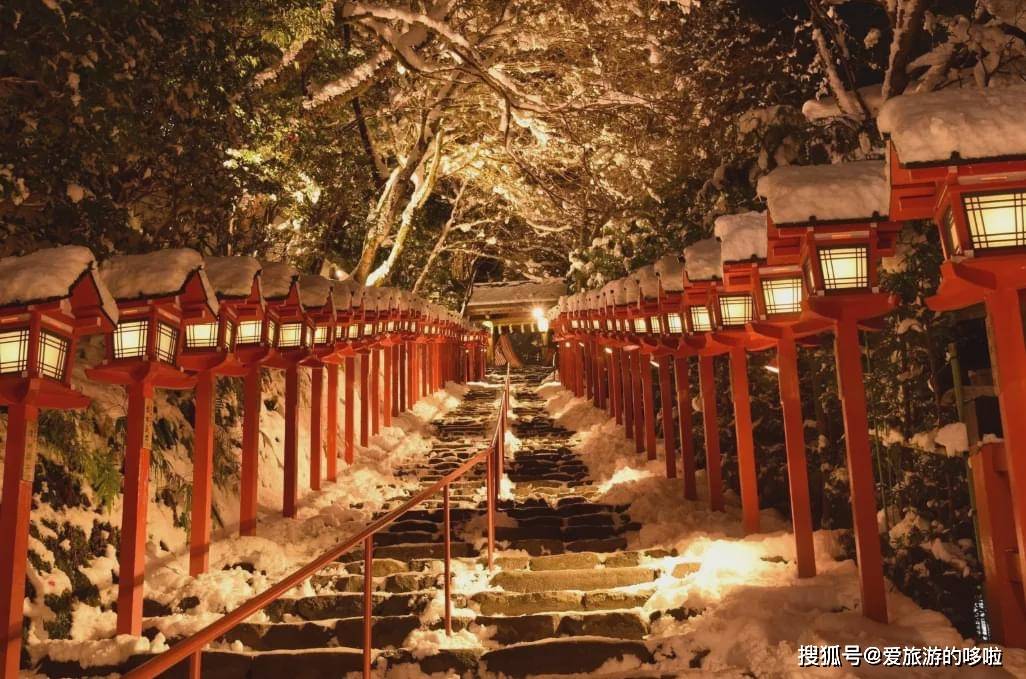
[27,381,470,669]
[537,379,1026,678]
[757,160,889,225]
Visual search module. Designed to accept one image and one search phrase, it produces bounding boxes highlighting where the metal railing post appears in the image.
[443,483,452,636]
[363,535,373,679]
[486,451,495,570]
[188,651,201,678]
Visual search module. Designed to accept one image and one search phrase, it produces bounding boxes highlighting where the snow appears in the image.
[259,261,299,300]
[653,255,685,292]
[683,237,723,281]
[935,422,970,455]
[622,276,640,305]
[203,256,261,299]
[466,279,566,308]
[332,279,362,309]
[634,265,660,300]
[757,160,889,225]
[297,274,333,309]
[101,249,217,315]
[803,84,884,122]
[879,85,1026,164]
[714,211,767,263]
[0,246,117,323]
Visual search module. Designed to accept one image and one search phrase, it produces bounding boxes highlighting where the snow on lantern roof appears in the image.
[101,248,218,314]
[684,237,723,281]
[653,255,685,292]
[333,279,361,309]
[298,274,333,309]
[879,85,1026,164]
[623,276,640,304]
[259,261,299,300]
[0,245,119,324]
[467,278,567,308]
[203,256,262,299]
[610,278,629,306]
[633,265,660,300]
[714,211,768,264]
[757,161,889,225]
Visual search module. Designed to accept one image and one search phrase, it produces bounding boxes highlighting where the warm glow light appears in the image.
[604,347,613,354]
[538,318,550,332]
[689,306,712,333]
[348,324,360,339]
[314,325,330,344]
[531,307,546,322]
[761,277,803,315]
[633,318,647,333]
[363,323,374,336]
[114,320,148,359]
[818,246,868,290]
[186,322,219,349]
[666,313,683,334]
[37,331,68,380]
[155,322,178,364]
[0,329,29,374]
[278,322,304,348]
[237,320,262,344]
[765,364,780,374]
[718,294,753,327]
[649,316,662,334]
[964,191,1026,249]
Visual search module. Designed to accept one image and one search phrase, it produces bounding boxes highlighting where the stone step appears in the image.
[475,610,649,644]
[489,566,659,593]
[267,591,453,621]
[471,588,652,616]
[221,614,421,650]
[481,636,654,676]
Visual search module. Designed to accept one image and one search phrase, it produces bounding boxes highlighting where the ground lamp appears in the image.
[0,247,116,675]
[299,274,336,493]
[654,254,695,492]
[881,85,1026,643]
[259,261,312,519]
[758,159,900,623]
[87,249,216,635]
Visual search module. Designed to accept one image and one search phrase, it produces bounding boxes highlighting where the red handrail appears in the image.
[123,370,510,679]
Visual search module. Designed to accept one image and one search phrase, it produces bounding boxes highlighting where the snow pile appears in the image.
[203,256,261,298]
[100,249,214,310]
[259,261,299,300]
[622,276,640,304]
[297,274,333,309]
[802,84,884,121]
[879,85,1026,164]
[653,255,685,292]
[683,237,722,281]
[0,247,113,320]
[466,279,566,307]
[332,279,362,309]
[633,265,660,300]
[714,211,767,263]
[757,160,889,225]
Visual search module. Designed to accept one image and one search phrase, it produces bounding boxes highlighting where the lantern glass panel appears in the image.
[689,306,713,333]
[336,324,346,340]
[156,322,178,364]
[237,320,262,345]
[963,191,1026,249]
[363,323,374,336]
[818,246,868,290]
[278,322,304,348]
[631,317,645,333]
[269,321,279,347]
[0,329,29,374]
[348,324,360,339]
[762,277,803,316]
[225,321,236,349]
[649,316,662,333]
[186,322,219,350]
[666,313,683,334]
[718,295,753,327]
[113,320,148,360]
[314,325,330,345]
[37,330,69,380]
[387,320,396,331]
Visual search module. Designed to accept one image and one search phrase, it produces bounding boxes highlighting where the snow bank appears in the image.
[203,256,261,298]
[802,84,884,122]
[757,160,889,225]
[714,211,767,263]
[259,261,298,300]
[653,255,685,292]
[879,85,1026,164]
[683,238,722,281]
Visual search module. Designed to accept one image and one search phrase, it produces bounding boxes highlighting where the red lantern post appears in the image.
[298,274,337,493]
[654,255,694,492]
[0,247,116,676]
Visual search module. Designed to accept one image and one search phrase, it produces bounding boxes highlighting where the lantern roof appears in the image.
[298,274,333,309]
[757,161,889,225]
[259,261,299,301]
[0,245,118,325]
[653,255,685,292]
[879,85,1026,165]
[100,248,217,314]
[683,237,723,281]
[203,256,262,299]
[333,279,362,309]
[631,265,660,301]
[714,211,767,263]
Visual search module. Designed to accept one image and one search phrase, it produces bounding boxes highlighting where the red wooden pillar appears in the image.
[609,349,622,424]
[310,366,323,491]
[383,346,393,428]
[360,353,370,447]
[621,348,634,435]
[117,381,155,635]
[674,355,697,500]
[282,366,300,518]
[392,344,401,415]
[398,343,407,412]
[657,355,677,478]
[834,318,888,623]
[326,365,339,482]
[698,355,724,511]
[596,346,607,411]
[777,331,816,578]
[370,350,380,436]
[728,347,760,535]
[421,344,430,396]
[630,351,645,454]
[0,402,39,677]
[640,355,657,461]
[344,356,355,464]
[189,371,215,576]
[240,367,261,536]
[583,341,593,402]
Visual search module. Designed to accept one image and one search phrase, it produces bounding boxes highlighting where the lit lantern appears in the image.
[881,86,1026,644]
[758,160,898,624]
[86,248,215,637]
[0,247,117,677]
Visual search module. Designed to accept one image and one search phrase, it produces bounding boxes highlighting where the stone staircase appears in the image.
[40,368,702,678]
